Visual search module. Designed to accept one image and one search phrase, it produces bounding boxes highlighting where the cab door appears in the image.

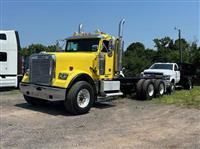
[174,64,180,83]
[99,40,114,79]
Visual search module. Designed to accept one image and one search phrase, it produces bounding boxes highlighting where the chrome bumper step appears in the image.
[20,83,66,101]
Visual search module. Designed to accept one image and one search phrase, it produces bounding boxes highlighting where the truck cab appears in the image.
[20,20,126,115]
[0,30,22,88]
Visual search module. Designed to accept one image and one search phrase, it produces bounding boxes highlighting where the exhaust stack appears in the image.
[118,19,125,38]
[115,19,125,76]
[78,24,83,33]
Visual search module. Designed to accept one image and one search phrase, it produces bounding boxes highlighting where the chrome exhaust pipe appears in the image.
[116,19,125,76]
[118,19,125,38]
[78,24,83,33]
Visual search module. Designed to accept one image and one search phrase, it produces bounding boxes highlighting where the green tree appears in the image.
[123,42,154,76]
[123,37,200,77]
[20,44,57,56]
[153,37,174,62]
[153,37,172,50]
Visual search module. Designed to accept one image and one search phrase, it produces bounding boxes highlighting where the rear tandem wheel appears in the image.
[154,79,165,97]
[136,79,155,100]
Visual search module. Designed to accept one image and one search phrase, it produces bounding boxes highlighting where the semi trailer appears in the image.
[20,19,172,115]
[0,30,23,88]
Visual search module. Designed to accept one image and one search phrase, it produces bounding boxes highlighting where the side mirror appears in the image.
[107,50,112,57]
[108,39,115,51]
[92,45,98,51]
[107,40,114,57]
[55,39,66,51]
[175,68,179,71]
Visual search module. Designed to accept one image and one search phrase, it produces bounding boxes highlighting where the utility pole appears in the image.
[175,27,182,63]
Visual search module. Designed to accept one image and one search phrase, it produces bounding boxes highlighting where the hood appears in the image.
[144,69,173,76]
[49,52,97,75]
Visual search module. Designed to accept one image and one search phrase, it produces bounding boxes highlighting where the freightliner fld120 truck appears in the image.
[20,19,171,115]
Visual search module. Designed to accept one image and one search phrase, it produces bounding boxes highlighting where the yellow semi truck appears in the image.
[20,19,170,115]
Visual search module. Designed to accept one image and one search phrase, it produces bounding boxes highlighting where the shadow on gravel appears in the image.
[126,94,146,101]
[15,101,73,116]
[0,87,18,92]
[94,102,115,109]
[15,101,115,116]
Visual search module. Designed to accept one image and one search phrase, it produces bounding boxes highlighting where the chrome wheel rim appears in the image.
[189,81,192,90]
[77,89,90,108]
[159,83,165,95]
[171,84,175,91]
[148,84,154,97]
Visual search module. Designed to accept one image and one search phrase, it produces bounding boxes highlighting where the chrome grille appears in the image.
[143,72,164,79]
[144,72,163,76]
[29,54,55,85]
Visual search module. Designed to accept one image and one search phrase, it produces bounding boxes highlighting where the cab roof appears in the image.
[154,62,177,65]
[66,31,114,40]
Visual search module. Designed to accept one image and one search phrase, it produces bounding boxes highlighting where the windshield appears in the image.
[65,38,100,52]
[150,64,173,70]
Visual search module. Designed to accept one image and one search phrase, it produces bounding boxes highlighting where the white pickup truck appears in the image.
[142,63,181,92]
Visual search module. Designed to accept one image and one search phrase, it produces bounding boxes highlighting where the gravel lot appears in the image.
[0,90,200,149]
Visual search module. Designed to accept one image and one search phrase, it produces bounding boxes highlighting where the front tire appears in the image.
[184,79,193,90]
[167,82,175,94]
[64,81,95,115]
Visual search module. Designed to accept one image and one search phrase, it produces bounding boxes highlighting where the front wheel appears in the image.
[167,82,175,94]
[184,79,193,90]
[64,81,95,115]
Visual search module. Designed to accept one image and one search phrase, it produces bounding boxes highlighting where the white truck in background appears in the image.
[142,63,181,92]
[0,30,23,88]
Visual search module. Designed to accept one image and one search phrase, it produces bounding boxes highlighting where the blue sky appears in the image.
[1,0,199,49]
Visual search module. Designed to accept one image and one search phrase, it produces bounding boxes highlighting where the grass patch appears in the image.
[153,86,200,109]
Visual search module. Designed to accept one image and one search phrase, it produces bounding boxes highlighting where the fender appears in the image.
[67,73,98,94]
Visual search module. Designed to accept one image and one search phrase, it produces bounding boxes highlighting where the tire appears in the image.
[154,80,165,97]
[167,82,175,94]
[24,95,47,106]
[184,79,192,90]
[64,81,95,115]
[170,82,175,92]
[136,79,145,100]
[141,80,155,100]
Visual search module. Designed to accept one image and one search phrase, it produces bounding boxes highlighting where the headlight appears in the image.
[58,73,68,80]
[164,75,170,80]
[143,73,151,77]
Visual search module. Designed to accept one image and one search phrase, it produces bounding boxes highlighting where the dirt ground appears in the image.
[0,90,200,149]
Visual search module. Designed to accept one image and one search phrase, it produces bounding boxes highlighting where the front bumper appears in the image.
[20,83,66,101]
[164,80,171,87]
